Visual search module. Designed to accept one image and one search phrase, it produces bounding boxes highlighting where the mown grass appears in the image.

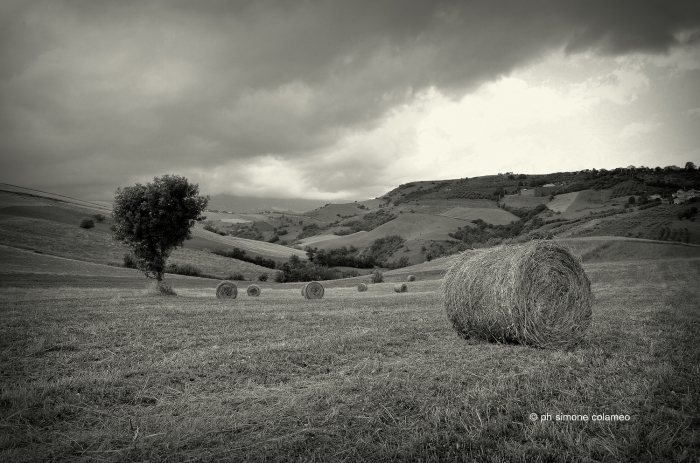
[1,258,699,462]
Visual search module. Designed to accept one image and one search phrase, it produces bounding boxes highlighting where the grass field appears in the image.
[1,250,699,462]
[568,204,700,245]
[438,207,520,225]
[190,225,308,260]
[0,217,273,281]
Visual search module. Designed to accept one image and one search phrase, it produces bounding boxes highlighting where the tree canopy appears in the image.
[112,175,209,281]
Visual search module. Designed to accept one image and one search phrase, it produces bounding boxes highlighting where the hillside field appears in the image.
[1,245,699,461]
[2,180,700,461]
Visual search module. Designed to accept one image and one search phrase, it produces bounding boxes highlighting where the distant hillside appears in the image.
[207,194,350,213]
[0,183,111,212]
[4,164,698,274]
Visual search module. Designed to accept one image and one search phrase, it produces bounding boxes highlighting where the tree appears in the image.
[685,161,696,171]
[112,175,209,283]
[628,196,636,204]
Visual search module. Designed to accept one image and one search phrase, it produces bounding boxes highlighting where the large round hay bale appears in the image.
[246,284,261,297]
[407,275,416,282]
[301,284,308,297]
[216,281,238,300]
[303,281,325,299]
[394,283,408,293]
[357,283,368,292]
[441,240,593,348]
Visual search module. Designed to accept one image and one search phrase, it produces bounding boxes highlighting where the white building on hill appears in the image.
[673,189,698,204]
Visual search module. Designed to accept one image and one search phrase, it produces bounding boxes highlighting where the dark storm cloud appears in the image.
[1,0,699,198]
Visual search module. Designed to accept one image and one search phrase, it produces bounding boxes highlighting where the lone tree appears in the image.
[112,175,209,285]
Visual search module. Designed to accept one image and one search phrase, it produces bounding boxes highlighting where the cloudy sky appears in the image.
[1,1,699,201]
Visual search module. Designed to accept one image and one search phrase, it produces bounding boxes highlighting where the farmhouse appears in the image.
[672,189,699,204]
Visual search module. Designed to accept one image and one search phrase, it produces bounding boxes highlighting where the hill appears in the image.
[206,194,344,213]
[0,183,111,212]
[2,163,699,278]
[305,213,467,249]
[303,202,370,223]
[0,190,279,281]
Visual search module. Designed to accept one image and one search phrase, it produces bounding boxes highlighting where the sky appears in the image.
[1,0,699,201]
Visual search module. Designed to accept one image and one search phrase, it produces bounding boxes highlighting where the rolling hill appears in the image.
[2,163,699,280]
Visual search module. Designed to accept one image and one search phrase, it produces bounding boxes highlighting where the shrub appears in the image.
[371,269,384,284]
[123,253,138,269]
[212,248,277,269]
[258,273,269,282]
[387,256,410,269]
[79,218,95,229]
[228,272,246,281]
[165,263,202,277]
[92,213,106,223]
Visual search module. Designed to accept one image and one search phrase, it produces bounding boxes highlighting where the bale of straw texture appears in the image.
[246,284,261,297]
[303,281,325,299]
[357,283,368,292]
[216,281,238,300]
[407,275,416,282]
[301,284,308,297]
[441,240,593,348]
[394,283,408,293]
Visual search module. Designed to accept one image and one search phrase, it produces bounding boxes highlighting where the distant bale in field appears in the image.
[441,240,593,349]
[357,283,368,292]
[246,284,261,297]
[301,284,307,296]
[303,281,324,299]
[216,281,238,300]
[407,275,416,282]
[394,283,408,293]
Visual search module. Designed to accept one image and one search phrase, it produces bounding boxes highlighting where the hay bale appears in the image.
[216,281,238,300]
[301,284,308,297]
[394,283,408,293]
[303,281,324,299]
[246,284,261,297]
[357,283,368,292]
[441,240,593,348]
[407,275,416,282]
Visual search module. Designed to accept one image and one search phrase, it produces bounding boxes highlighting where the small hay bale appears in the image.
[394,283,408,293]
[216,281,238,300]
[303,281,325,299]
[441,240,593,349]
[357,283,368,292]
[246,284,261,297]
[407,275,416,282]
